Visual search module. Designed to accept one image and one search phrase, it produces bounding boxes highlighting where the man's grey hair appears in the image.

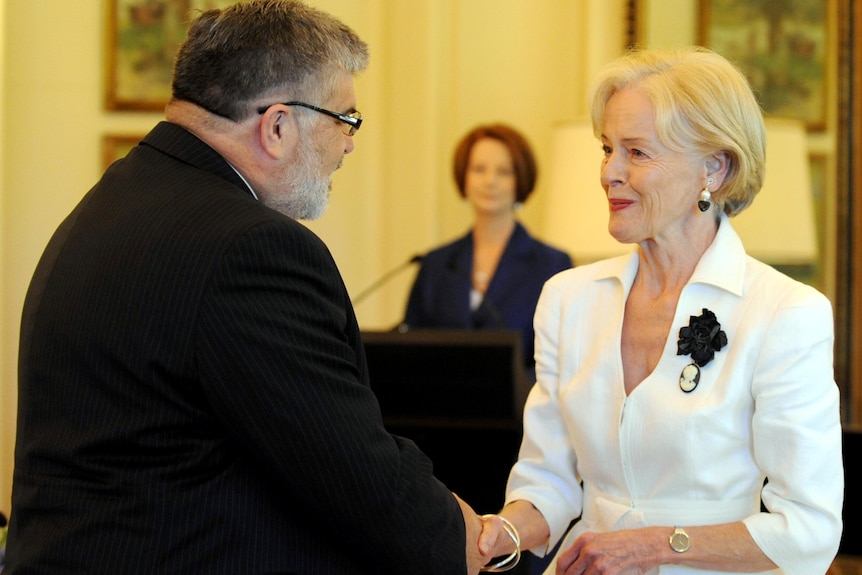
[172,0,369,121]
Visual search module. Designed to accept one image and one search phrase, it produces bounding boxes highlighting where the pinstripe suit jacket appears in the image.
[8,122,466,574]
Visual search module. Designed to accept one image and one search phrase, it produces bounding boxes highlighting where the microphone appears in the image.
[351,254,424,307]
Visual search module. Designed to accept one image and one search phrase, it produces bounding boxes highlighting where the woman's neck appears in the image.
[635,217,719,297]
[471,213,516,294]
[473,211,516,245]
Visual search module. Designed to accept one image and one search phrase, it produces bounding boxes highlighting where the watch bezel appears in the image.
[669,526,691,553]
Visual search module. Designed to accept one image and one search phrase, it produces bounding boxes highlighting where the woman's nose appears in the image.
[600,153,623,187]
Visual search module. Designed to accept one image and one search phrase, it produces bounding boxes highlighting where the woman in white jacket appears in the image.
[477,47,843,575]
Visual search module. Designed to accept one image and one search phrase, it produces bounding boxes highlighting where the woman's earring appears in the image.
[698,177,715,213]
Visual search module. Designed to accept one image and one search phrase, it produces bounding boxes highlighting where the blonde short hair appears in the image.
[590,47,765,216]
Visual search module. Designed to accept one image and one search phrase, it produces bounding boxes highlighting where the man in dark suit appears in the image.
[6,2,488,573]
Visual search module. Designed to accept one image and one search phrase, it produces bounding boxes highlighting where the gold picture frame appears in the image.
[105,0,243,111]
[102,134,143,169]
[699,0,831,131]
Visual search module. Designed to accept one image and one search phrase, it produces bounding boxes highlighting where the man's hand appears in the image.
[454,493,489,575]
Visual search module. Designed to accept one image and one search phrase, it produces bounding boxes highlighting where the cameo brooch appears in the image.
[676,308,727,393]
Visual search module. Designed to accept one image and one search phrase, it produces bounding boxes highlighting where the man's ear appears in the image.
[257,106,291,160]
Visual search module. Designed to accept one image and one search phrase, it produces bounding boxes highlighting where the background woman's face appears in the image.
[464,138,517,216]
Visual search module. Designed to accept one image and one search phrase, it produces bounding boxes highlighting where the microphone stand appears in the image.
[351,254,423,307]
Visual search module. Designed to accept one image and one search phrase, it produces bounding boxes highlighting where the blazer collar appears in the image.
[689,213,747,297]
[505,221,535,257]
[140,122,254,198]
[463,221,532,254]
[596,213,747,298]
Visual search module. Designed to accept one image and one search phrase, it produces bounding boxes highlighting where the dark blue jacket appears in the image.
[404,222,572,372]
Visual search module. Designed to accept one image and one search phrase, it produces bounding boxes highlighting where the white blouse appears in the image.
[506,215,843,575]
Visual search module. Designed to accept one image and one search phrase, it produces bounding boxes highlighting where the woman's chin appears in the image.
[608,223,634,245]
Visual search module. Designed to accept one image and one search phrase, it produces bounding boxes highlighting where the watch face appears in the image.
[670,531,691,553]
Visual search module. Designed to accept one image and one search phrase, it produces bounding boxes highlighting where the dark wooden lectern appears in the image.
[362,329,530,515]
[841,427,861,556]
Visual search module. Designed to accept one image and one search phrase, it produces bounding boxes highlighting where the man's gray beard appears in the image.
[262,138,331,220]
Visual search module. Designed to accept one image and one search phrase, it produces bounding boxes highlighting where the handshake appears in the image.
[456,495,524,574]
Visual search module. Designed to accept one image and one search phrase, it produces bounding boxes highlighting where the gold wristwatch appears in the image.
[669,526,691,553]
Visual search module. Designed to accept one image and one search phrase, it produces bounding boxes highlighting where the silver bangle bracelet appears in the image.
[480,514,521,573]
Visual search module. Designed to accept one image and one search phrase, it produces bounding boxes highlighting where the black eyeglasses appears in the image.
[256,101,362,136]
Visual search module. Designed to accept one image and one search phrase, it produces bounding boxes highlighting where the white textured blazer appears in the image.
[506,214,843,575]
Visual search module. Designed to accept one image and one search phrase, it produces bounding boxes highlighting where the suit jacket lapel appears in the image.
[486,222,530,301]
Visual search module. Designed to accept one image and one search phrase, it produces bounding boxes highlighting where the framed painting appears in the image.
[102,134,143,169]
[625,0,639,49]
[105,0,243,111]
[699,0,830,130]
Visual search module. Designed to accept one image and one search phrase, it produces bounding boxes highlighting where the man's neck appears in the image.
[165,100,262,196]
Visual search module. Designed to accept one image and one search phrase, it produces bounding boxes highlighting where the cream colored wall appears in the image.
[316,0,627,330]
[0,0,628,521]
[0,0,7,526]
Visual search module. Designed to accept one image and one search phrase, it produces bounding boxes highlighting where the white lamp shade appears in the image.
[731,117,817,264]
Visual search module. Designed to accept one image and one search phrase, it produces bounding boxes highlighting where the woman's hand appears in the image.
[555,528,660,575]
[555,523,777,575]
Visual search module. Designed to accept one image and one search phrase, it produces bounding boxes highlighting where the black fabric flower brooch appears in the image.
[676,308,727,392]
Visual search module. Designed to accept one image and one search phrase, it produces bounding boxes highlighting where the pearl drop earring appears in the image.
[698,177,715,213]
